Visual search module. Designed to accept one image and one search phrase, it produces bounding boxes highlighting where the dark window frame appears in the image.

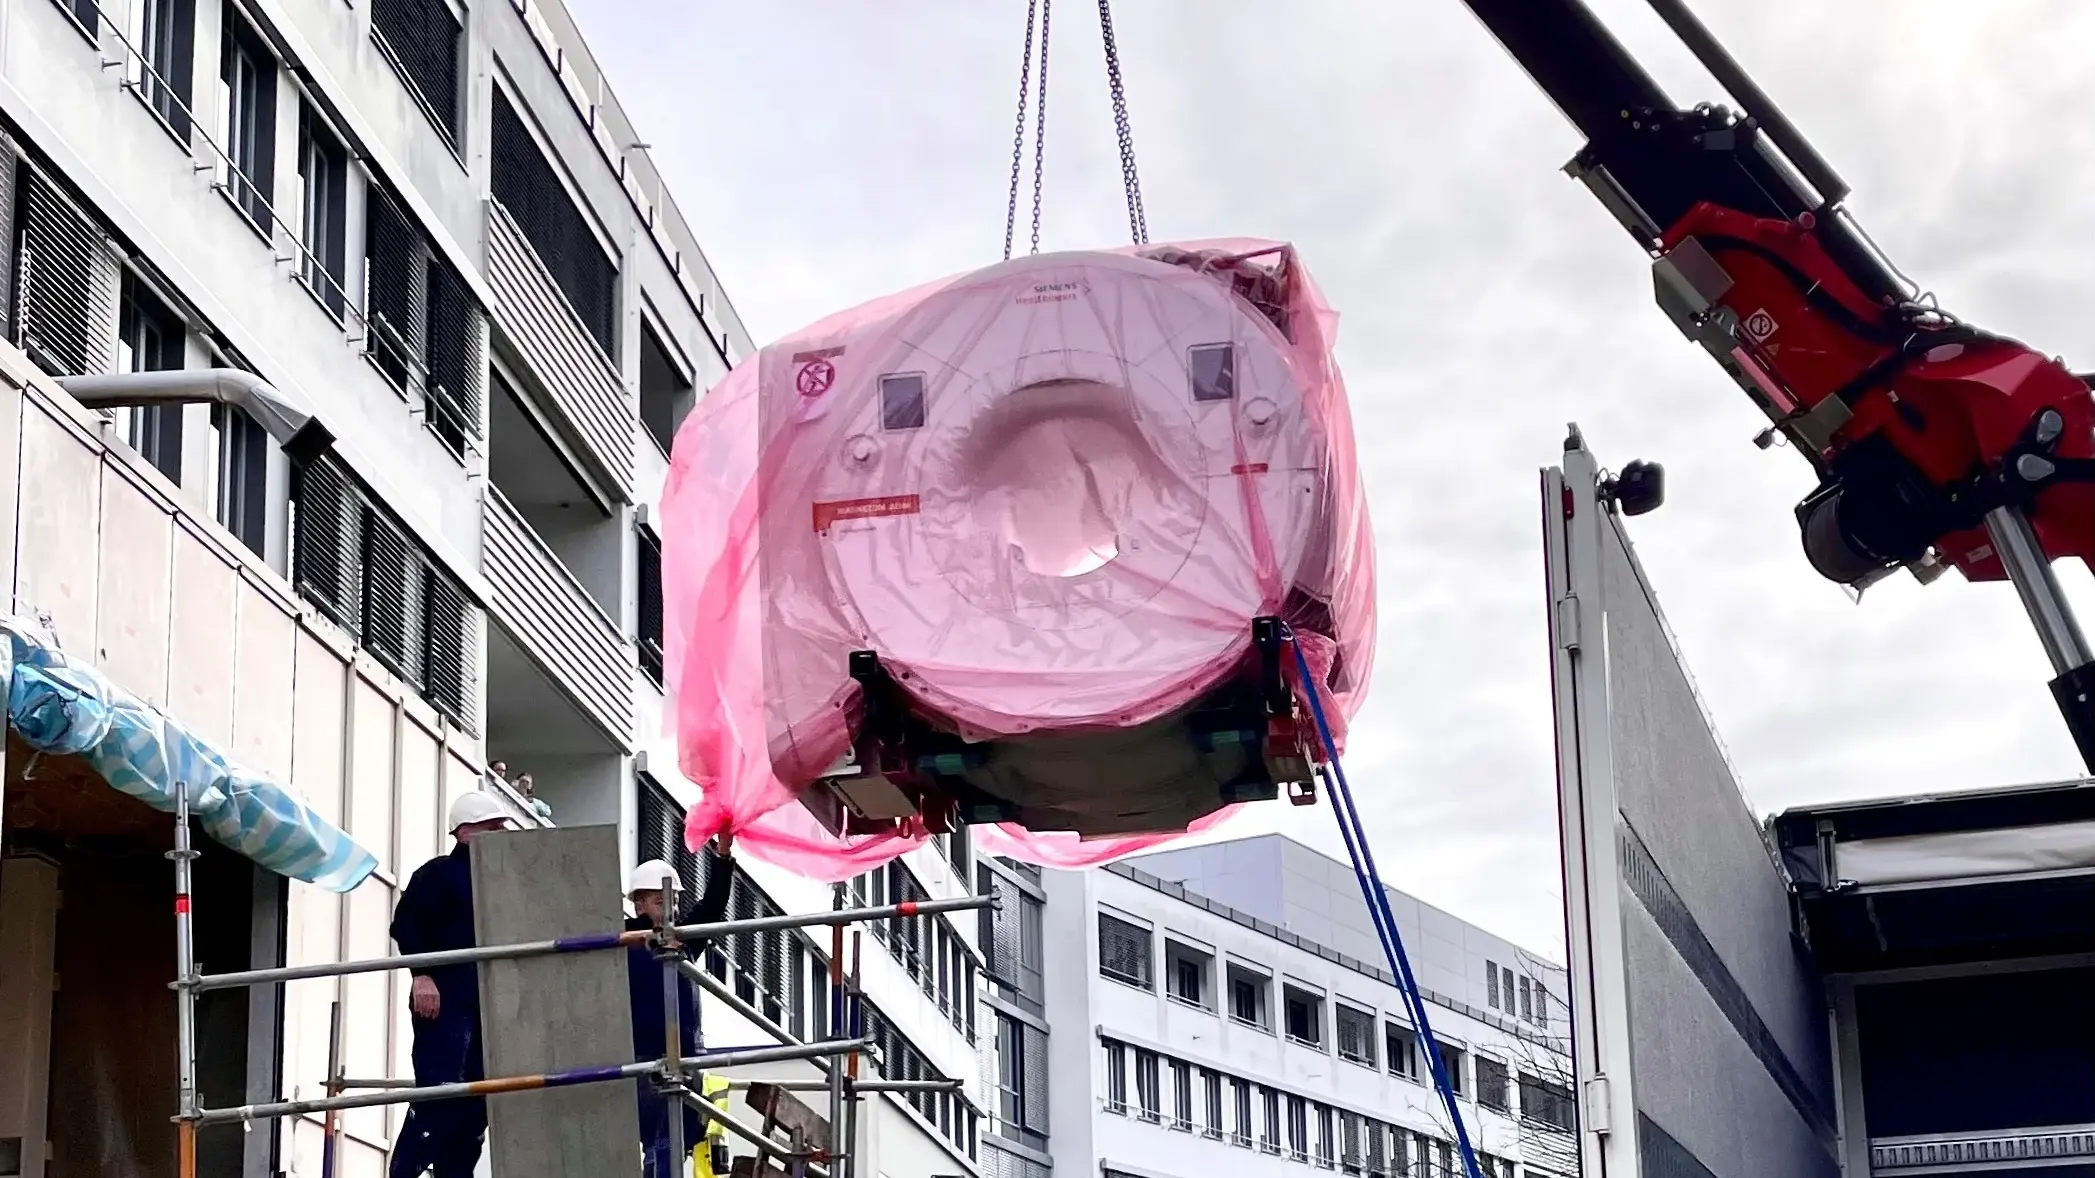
[296,110,349,318]
[636,522,664,686]
[219,11,277,235]
[133,0,199,142]
[490,88,618,358]
[118,274,186,484]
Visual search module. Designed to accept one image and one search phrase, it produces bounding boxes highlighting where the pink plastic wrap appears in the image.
[661,239,1375,879]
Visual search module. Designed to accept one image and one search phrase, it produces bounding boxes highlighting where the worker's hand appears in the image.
[716,829,734,858]
[410,975,441,1020]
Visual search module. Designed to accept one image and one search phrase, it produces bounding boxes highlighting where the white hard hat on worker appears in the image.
[628,858,681,896]
[446,791,513,839]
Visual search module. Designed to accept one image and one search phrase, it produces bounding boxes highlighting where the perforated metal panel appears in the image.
[1098,913,1152,988]
[491,90,617,358]
[370,0,461,142]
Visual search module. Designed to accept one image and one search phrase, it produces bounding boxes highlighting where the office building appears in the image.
[977,835,1577,1178]
[0,0,985,1172]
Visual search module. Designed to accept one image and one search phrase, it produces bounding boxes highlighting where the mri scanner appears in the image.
[669,240,1373,843]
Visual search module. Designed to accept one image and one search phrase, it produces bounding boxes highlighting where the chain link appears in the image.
[1001,0,1039,262]
[1096,0,1147,245]
[1029,0,1052,255]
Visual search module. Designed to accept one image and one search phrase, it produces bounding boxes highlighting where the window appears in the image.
[1188,342,1235,402]
[1520,1072,1576,1132]
[1165,940,1211,1009]
[1097,914,1153,990]
[129,0,197,139]
[1391,1129,1411,1178]
[1486,961,1501,1010]
[1315,1105,1335,1168]
[1476,1056,1510,1113]
[638,322,695,455]
[1261,1087,1281,1153]
[291,454,477,727]
[365,183,484,457]
[1533,977,1550,1028]
[1365,1121,1387,1177]
[1227,963,1270,1030]
[1340,1111,1361,1173]
[490,90,617,357]
[1433,1039,1468,1098]
[879,372,926,431]
[1230,1078,1253,1147]
[1169,1059,1193,1129]
[1283,984,1324,1048]
[637,524,664,686]
[371,0,462,145]
[1202,1069,1223,1139]
[1504,968,1517,1015]
[117,276,185,484]
[991,1013,1047,1151]
[295,111,348,316]
[1286,1095,1309,1161]
[1134,1050,1161,1122]
[1336,1003,1376,1067]
[219,13,276,231]
[864,1002,975,1159]
[1103,1040,1127,1114]
[212,403,270,557]
[1386,1022,1420,1082]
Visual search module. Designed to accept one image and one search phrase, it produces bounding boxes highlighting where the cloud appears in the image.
[572,0,2095,956]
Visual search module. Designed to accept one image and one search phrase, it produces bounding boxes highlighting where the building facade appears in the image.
[978,836,1577,1178]
[0,0,989,1171]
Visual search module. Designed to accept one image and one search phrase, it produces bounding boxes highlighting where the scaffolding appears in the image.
[166,785,998,1178]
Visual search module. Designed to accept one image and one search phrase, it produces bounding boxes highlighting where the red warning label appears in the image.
[1230,462,1270,475]
[814,494,921,532]
[795,358,836,398]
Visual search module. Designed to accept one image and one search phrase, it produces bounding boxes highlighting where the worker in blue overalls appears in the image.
[626,833,734,1177]
[387,792,514,1178]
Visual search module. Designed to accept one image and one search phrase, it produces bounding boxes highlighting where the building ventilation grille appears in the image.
[1873,1125,2095,1173]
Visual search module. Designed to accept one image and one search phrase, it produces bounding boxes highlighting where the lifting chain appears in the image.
[1000,0,1148,258]
[1096,0,1147,246]
[1002,0,1052,260]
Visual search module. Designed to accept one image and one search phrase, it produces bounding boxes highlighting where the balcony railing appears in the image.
[480,485,634,746]
[485,201,634,497]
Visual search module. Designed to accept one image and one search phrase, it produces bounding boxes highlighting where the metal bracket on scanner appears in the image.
[805,616,1323,838]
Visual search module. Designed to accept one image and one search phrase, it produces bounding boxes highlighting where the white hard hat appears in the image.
[447,791,513,833]
[627,859,680,895]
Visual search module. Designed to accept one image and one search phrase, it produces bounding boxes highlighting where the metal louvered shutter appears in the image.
[364,183,483,457]
[421,562,476,729]
[15,166,117,377]
[1020,1021,1049,1134]
[490,90,617,358]
[291,456,365,629]
[364,185,428,392]
[423,253,483,454]
[1097,913,1152,989]
[360,506,423,685]
[370,0,461,143]
[637,527,664,685]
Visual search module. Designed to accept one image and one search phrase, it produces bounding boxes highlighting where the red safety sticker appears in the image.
[1231,462,1270,475]
[175,895,191,915]
[814,494,921,532]
[796,358,837,398]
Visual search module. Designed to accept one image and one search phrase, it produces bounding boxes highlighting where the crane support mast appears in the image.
[1458,0,2095,770]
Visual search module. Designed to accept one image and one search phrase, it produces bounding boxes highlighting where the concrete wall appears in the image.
[0,342,481,1176]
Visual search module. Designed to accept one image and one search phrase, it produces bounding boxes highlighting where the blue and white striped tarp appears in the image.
[4,613,377,892]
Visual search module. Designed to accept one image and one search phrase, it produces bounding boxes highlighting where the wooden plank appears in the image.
[473,825,640,1178]
[744,1081,833,1156]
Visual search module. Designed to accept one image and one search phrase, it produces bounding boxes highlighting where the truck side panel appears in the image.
[1545,437,1839,1178]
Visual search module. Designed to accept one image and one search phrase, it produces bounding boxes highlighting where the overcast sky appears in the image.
[570,0,2095,955]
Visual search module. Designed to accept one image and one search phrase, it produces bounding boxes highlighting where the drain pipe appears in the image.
[56,368,335,464]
